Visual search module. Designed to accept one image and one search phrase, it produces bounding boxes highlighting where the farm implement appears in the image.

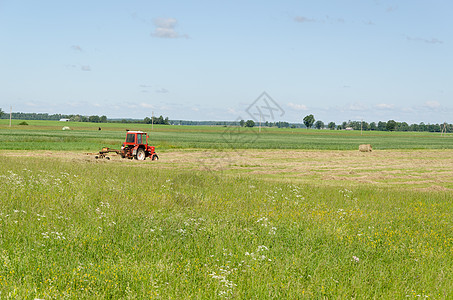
[94,131,158,161]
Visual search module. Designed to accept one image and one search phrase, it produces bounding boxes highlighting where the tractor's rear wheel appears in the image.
[136,148,146,160]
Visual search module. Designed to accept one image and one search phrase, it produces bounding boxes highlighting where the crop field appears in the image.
[1,119,453,151]
[1,121,453,298]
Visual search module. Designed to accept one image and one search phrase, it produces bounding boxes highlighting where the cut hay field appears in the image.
[1,121,453,298]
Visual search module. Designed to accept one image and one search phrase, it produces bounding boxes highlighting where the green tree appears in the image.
[69,115,81,122]
[327,122,336,130]
[369,122,377,131]
[350,121,361,130]
[89,115,100,123]
[386,120,397,131]
[398,122,409,131]
[0,108,4,118]
[100,115,107,123]
[427,124,441,132]
[276,121,290,128]
[239,120,245,127]
[419,122,426,132]
[342,121,348,129]
[314,120,324,129]
[410,123,419,132]
[303,114,315,129]
[144,117,151,124]
[377,121,387,131]
[447,124,453,133]
[362,121,369,131]
[245,120,255,127]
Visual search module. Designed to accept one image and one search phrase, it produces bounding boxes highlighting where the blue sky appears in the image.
[0,0,451,124]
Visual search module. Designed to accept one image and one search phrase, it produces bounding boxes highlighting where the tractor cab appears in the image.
[124,131,147,146]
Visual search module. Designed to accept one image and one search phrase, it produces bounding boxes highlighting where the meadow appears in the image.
[1,119,452,151]
[1,121,452,299]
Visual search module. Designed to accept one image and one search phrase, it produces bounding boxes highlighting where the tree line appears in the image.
[143,116,169,125]
[302,114,453,133]
[0,109,451,132]
[0,111,74,121]
[70,115,108,123]
[0,111,110,123]
[238,120,300,128]
[0,110,170,125]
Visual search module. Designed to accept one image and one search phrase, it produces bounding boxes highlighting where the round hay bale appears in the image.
[62,126,71,131]
[359,144,372,152]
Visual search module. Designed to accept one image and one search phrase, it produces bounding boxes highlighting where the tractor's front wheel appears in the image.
[151,154,159,161]
[136,148,146,160]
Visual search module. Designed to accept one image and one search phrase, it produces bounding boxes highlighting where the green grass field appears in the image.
[1,121,453,298]
[1,119,452,151]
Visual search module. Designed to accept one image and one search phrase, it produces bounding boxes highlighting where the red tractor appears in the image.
[95,131,158,161]
[121,131,158,160]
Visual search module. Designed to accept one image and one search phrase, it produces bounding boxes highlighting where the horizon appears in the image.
[1,109,450,126]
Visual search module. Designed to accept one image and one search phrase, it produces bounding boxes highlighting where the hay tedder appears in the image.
[95,131,158,161]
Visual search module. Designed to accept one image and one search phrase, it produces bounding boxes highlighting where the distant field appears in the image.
[0,119,452,151]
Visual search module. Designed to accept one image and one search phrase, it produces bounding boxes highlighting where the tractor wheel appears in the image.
[136,148,146,160]
[152,154,159,161]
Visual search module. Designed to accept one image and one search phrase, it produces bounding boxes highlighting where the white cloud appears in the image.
[348,102,368,111]
[71,45,83,52]
[375,103,394,110]
[424,101,441,109]
[294,16,316,23]
[406,36,443,44]
[155,88,169,93]
[402,107,415,113]
[81,65,91,71]
[287,102,308,111]
[25,101,39,107]
[294,15,345,24]
[227,108,239,115]
[386,6,397,13]
[140,103,154,109]
[152,18,188,39]
[126,103,138,109]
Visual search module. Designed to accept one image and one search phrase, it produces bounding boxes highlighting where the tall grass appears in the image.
[1,156,452,298]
